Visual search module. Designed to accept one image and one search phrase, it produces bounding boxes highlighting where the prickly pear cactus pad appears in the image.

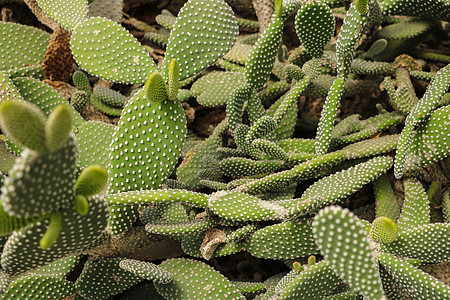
[160,0,239,81]
[37,0,88,32]
[295,0,335,58]
[1,195,109,275]
[71,17,156,84]
[119,259,172,284]
[312,206,385,299]
[108,87,186,193]
[0,22,50,71]
[0,71,24,103]
[1,135,77,218]
[75,258,142,300]
[154,258,245,299]
[2,274,75,300]
[12,77,84,127]
[247,221,319,259]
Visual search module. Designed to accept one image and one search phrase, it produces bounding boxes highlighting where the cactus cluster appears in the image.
[0,0,449,298]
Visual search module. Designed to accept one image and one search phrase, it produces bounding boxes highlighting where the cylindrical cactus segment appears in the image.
[167,59,180,101]
[45,104,72,152]
[369,216,398,244]
[74,195,89,216]
[39,211,63,250]
[0,101,47,153]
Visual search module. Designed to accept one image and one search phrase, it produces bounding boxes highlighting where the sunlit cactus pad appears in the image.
[1,195,109,275]
[71,17,156,84]
[154,258,245,299]
[161,0,239,81]
[37,0,88,32]
[0,22,50,71]
[108,87,186,193]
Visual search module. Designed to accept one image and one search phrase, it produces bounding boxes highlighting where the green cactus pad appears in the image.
[93,86,127,108]
[380,0,450,22]
[155,9,176,30]
[278,260,342,300]
[208,191,289,222]
[76,121,115,170]
[0,101,46,153]
[106,189,208,208]
[0,71,24,104]
[404,105,450,174]
[2,274,75,300]
[378,252,450,299]
[219,157,284,177]
[71,17,156,84]
[1,195,109,275]
[88,0,124,23]
[144,72,168,103]
[108,87,186,194]
[315,77,345,155]
[45,104,72,152]
[154,258,245,299]
[191,71,245,107]
[0,200,41,237]
[12,77,84,127]
[394,64,450,179]
[91,92,123,116]
[33,254,81,278]
[244,11,283,89]
[75,165,108,197]
[75,258,142,300]
[167,59,180,101]
[1,135,77,218]
[119,259,172,284]
[288,156,393,217]
[382,223,450,264]
[374,174,400,220]
[247,221,318,259]
[0,22,50,71]
[313,206,385,299]
[37,0,88,32]
[396,178,429,231]
[145,217,217,237]
[295,0,335,58]
[223,43,252,65]
[109,204,139,235]
[233,281,265,295]
[72,70,91,94]
[71,90,90,112]
[161,0,239,82]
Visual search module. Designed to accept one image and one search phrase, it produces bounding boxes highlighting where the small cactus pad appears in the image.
[0,101,46,153]
[119,259,172,284]
[396,178,429,231]
[1,195,109,275]
[313,206,385,299]
[1,135,77,218]
[145,72,168,103]
[154,258,245,299]
[380,0,450,22]
[71,90,90,112]
[108,87,186,194]
[2,274,75,300]
[45,104,72,152]
[37,0,88,32]
[0,22,50,71]
[75,165,108,197]
[247,221,319,259]
[295,0,335,58]
[369,216,398,244]
[92,86,127,108]
[0,71,24,103]
[378,252,450,299]
[75,258,142,300]
[71,17,156,84]
[161,0,239,81]
[33,254,80,278]
[75,121,115,170]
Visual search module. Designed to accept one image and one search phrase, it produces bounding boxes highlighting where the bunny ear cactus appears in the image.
[37,0,88,32]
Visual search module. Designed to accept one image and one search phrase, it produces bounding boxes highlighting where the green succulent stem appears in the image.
[39,211,63,250]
